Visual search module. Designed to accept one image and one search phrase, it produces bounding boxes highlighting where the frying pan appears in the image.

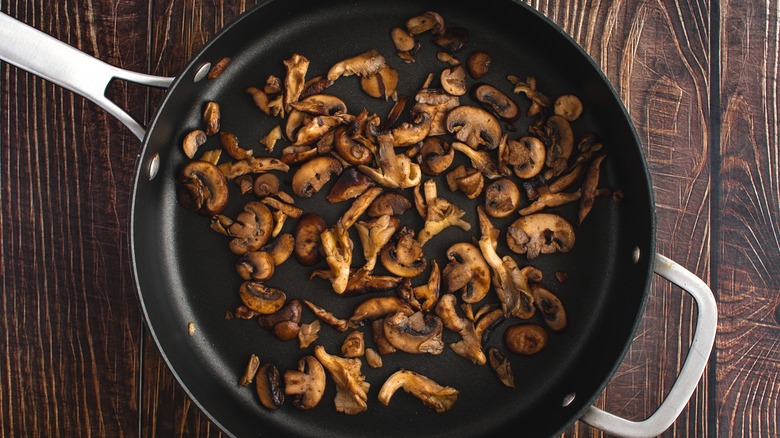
[0,1,717,437]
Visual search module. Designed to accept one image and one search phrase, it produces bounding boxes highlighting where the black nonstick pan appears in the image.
[0,1,717,437]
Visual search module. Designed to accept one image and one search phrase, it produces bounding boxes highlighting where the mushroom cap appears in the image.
[291,156,343,197]
[466,50,492,79]
[443,242,491,303]
[293,213,326,266]
[445,105,502,150]
[178,161,229,216]
[506,213,576,259]
[532,284,567,332]
[383,311,444,354]
[504,324,548,355]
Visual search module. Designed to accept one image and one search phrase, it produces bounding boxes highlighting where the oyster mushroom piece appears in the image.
[239,282,286,315]
[355,214,400,271]
[327,49,386,81]
[320,226,353,295]
[219,131,253,160]
[293,114,352,146]
[358,133,422,189]
[178,161,229,216]
[440,65,467,96]
[419,137,454,175]
[412,260,441,312]
[435,293,486,365]
[258,299,302,341]
[283,53,310,113]
[228,202,275,254]
[467,51,492,79]
[578,153,607,224]
[349,296,413,325]
[472,84,519,121]
[291,156,343,197]
[313,346,370,415]
[341,330,365,358]
[182,129,207,159]
[218,157,290,179]
[451,141,506,179]
[446,106,502,150]
[383,311,444,355]
[443,242,491,304]
[367,191,412,217]
[337,186,383,231]
[303,300,351,332]
[203,101,220,135]
[378,370,458,413]
[506,213,576,259]
[284,356,326,410]
[310,268,403,297]
[488,347,516,388]
[380,227,427,277]
[484,178,521,218]
[416,179,471,246]
[512,76,550,117]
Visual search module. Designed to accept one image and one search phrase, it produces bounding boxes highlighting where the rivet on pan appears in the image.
[632,246,641,264]
[561,393,576,407]
[194,63,212,82]
[148,153,160,180]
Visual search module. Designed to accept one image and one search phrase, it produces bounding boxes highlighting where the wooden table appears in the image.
[1,1,777,436]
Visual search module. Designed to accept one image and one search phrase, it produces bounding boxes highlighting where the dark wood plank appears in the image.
[719,1,780,436]
[0,1,149,436]
[529,1,712,436]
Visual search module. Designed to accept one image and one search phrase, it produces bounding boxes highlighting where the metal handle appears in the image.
[581,253,717,437]
[0,12,173,140]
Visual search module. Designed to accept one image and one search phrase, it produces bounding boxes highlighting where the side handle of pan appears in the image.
[0,13,173,141]
[581,253,717,438]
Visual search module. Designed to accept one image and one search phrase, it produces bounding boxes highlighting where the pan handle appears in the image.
[580,253,717,438]
[0,12,173,141]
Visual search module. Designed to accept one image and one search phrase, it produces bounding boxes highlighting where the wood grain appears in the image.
[719,1,780,436]
[0,1,149,436]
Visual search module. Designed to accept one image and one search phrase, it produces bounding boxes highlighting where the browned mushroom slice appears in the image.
[239,282,286,315]
[367,191,412,217]
[554,94,583,121]
[512,76,550,117]
[436,294,486,365]
[349,296,414,325]
[283,53,310,113]
[355,214,400,271]
[504,324,548,355]
[303,300,351,332]
[544,115,575,175]
[391,27,420,62]
[392,112,433,147]
[199,148,222,166]
[203,101,220,135]
[286,94,348,140]
[466,50,492,79]
[445,164,484,199]
[293,114,352,146]
[178,161,229,216]
[280,145,318,166]
[419,137,454,175]
[182,129,207,159]
[518,187,581,216]
[446,106,502,150]
[488,347,516,388]
[484,178,521,218]
[284,356,326,410]
[341,330,365,358]
[218,157,290,179]
[405,11,445,35]
[378,370,458,413]
[327,49,386,81]
[293,213,326,266]
[219,131,253,160]
[291,156,343,197]
[297,320,320,348]
[532,284,567,332]
[413,88,460,136]
[440,65,467,96]
[360,65,398,100]
[443,242,491,304]
[472,83,519,121]
[300,76,335,99]
[320,226,353,295]
[337,186,383,231]
[264,74,282,94]
[383,311,444,355]
[313,346,370,415]
[227,202,275,254]
[548,161,586,193]
[417,179,471,246]
[326,167,376,203]
[372,319,397,355]
[364,348,383,368]
[578,153,606,224]
[207,57,231,79]
[450,141,506,179]
[235,174,254,194]
[258,299,302,341]
[260,125,284,153]
[253,173,280,198]
[333,125,375,167]
[247,86,271,115]
[412,260,441,312]
[236,250,275,281]
[358,132,422,189]
[380,227,427,277]
[506,213,575,259]
[239,354,260,386]
[500,136,546,179]
[434,27,469,52]
[255,363,284,410]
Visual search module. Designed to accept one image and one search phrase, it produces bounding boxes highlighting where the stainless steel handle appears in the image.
[581,253,717,437]
[0,12,174,140]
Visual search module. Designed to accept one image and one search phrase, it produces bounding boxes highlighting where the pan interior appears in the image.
[132,0,655,436]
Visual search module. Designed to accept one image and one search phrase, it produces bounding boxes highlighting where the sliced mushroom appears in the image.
[466,51,491,79]
[413,88,460,136]
[341,330,365,358]
[298,320,320,348]
[440,65,467,96]
[311,268,404,297]
[378,370,458,413]
[203,101,220,135]
[284,356,326,410]
[320,226,353,295]
[262,233,295,266]
[228,202,275,254]
[218,157,290,179]
[518,186,581,216]
[434,27,469,52]
[260,125,283,153]
[178,161,229,216]
[247,86,271,115]
[333,116,376,166]
[445,164,484,199]
[405,11,445,35]
[360,65,398,100]
[446,106,502,150]
[450,141,506,179]
[391,112,432,146]
[504,324,548,355]
[358,133,422,189]
[391,26,416,51]
[219,131,253,160]
[337,186,382,231]
[182,129,207,159]
[367,191,412,217]
[411,260,440,312]
[236,250,275,281]
[512,76,550,117]
[364,348,383,368]
[484,178,520,218]
[578,153,606,224]
[379,227,427,277]
[355,214,400,271]
[554,94,583,121]
[199,148,222,166]
[472,84,519,121]
[435,294,486,365]
[327,49,386,81]
[350,296,414,325]
[544,115,575,175]
[501,136,545,179]
[283,53,310,113]
[372,319,397,355]
[301,76,335,99]
[532,284,567,332]
[255,363,284,410]
[239,354,260,386]
[442,242,491,304]
[326,167,376,203]
[264,74,282,94]
[293,114,351,146]
[253,173,280,198]
[291,156,343,197]
[258,299,302,341]
[488,347,516,388]
[416,179,471,246]
[293,213,326,266]
[419,137,454,175]
[383,311,444,355]
[239,282,286,315]
[312,347,370,415]
[506,213,575,259]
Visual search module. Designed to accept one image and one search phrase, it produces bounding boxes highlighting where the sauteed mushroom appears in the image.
[355,214,400,271]
[341,330,365,358]
[500,136,545,179]
[253,173,280,198]
[405,11,445,35]
[283,53,310,113]
[504,324,548,355]
[446,164,484,199]
[378,370,458,413]
[446,106,502,150]
[391,112,432,146]
[291,156,343,197]
[440,65,467,96]
[466,50,491,79]
[327,49,386,81]
[434,27,469,52]
[383,311,444,355]
[367,191,412,217]
[294,213,326,266]
[255,363,284,410]
[326,167,375,203]
[360,65,398,100]
[350,296,413,325]
[380,227,427,277]
[419,137,454,176]
[182,129,207,159]
[484,178,520,218]
[443,242,491,304]
[284,356,326,410]
[239,282,286,315]
[506,213,575,259]
[554,94,583,121]
[220,131,253,160]
[314,346,370,415]
[258,299,302,341]
[472,84,519,121]
[203,101,220,135]
[178,161,229,216]
[416,179,471,246]
[532,284,567,332]
[358,133,422,189]
[228,202,275,254]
